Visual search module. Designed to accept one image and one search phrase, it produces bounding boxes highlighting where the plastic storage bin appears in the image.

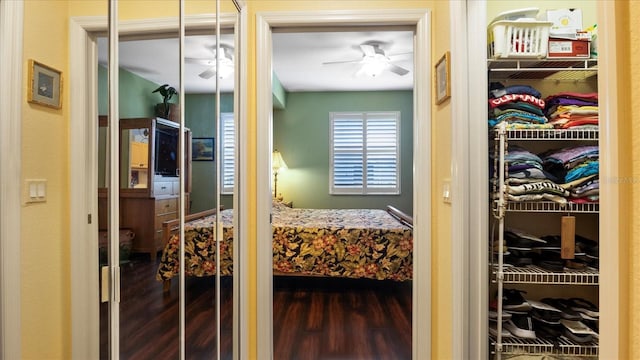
[488,20,553,59]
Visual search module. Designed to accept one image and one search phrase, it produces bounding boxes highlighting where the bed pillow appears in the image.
[272,198,289,211]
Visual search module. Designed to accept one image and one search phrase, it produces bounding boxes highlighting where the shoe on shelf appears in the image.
[503,314,536,339]
[567,297,599,318]
[539,235,562,249]
[560,319,597,343]
[560,319,598,335]
[541,298,582,320]
[534,249,565,272]
[505,248,538,264]
[563,329,594,344]
[575,234,599,258]
[489,309,512,322]
[528,299,562,324]
[533,319,563,346]
[535,259,565,272]
[504,229,546,249]
[502,288,532,312]
[489,322,513,338]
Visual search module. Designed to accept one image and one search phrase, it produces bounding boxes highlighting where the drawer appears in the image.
[155,212,177,231]
[154,181,175,196]
[155,198,178,216]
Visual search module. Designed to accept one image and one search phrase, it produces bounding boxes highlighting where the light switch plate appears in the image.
[25,179,47,203]
[443,179,451,204]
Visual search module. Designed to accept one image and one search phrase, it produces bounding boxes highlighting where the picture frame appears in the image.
[28,59,62,109]
[435,51,451,105]
[192,137,215,161]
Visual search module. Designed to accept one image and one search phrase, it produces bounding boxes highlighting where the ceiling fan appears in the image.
[185,43,234,79]
[322,42,411,77]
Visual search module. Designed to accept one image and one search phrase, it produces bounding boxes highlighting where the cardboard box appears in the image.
[547,8,583,35]
[547,38,590,58]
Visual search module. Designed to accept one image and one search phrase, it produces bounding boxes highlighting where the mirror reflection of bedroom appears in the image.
[271,28,415,359]
[97,21,236,358]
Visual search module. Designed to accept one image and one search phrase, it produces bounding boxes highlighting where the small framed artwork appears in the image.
[435,51,451,105]
[28,59,62,109]
[192,137,215,161]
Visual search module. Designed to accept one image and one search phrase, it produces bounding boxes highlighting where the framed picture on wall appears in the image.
[435,51,450,105]
[28,59,62,109]
[192,137,214,161]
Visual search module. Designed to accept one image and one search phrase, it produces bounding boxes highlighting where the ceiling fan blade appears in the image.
[199,68,216,79]
[360,44,376,57]
[186,58,215,66]
[388,63,410,76]
[388,51,413,58]
[322,59,361,65]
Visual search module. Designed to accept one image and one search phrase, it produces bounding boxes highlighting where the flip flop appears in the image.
[541,298,582,320]
[567,297,599,318]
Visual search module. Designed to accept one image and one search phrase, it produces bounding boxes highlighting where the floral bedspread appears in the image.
[156,209,234,281]
[156,203,413,281]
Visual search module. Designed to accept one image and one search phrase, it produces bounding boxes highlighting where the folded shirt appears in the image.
[508,180,571,197]
[490,84,542,99]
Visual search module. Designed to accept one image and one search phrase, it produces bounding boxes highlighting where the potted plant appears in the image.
[152,84,178,119]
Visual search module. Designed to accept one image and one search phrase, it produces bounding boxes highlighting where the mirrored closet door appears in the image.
[99,1,241,358]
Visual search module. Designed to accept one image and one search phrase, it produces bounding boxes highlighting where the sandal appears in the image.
[567,297,599,318]
[541,298,582,320]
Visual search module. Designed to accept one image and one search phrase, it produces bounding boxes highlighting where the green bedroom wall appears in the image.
[98,64,166,117]
[273,90,413,214]
[185,93,234,212]
[272,71,287,109]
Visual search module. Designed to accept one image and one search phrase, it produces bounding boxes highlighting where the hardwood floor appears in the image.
[100,255,412,359]
[273,276,412,360]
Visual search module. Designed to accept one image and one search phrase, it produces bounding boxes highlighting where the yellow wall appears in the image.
[22,1,70,358]
[430,1,452,358]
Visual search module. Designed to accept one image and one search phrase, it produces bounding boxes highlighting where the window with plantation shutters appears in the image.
[220,112,235,194]
[330,111,400,195]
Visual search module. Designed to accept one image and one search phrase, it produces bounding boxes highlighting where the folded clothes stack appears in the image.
[491,146,569,204]
[488,84,552,130]
[542,145,599,203]
[544,92,598,130]
[490,144,600,204]
[490,289,599,344]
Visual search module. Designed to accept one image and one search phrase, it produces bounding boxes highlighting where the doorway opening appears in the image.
[256,10,432,359]
[270,27,414,359]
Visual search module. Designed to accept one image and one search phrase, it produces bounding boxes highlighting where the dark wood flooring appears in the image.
[273,276,412,360]
[100,255,412,359]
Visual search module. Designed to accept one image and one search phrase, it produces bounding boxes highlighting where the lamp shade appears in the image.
[272,150,288,172]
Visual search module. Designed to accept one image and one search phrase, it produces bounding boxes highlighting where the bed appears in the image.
[156,200,413,288]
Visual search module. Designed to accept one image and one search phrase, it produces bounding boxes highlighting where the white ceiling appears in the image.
[97,30,414,94]
[272,30,414,92]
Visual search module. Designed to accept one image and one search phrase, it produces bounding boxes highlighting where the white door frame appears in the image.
[69,13,249,359]
[449,1,477,359]
[0,1,23,359]
[456,1,621,358]
[256,9,432,359]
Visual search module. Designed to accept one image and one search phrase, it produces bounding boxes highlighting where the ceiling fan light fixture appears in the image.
[217,58,234,79]
[197,57,234,79]
[360,55,388,77]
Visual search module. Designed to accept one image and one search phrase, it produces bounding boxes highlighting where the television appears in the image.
[154,123,179,177]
